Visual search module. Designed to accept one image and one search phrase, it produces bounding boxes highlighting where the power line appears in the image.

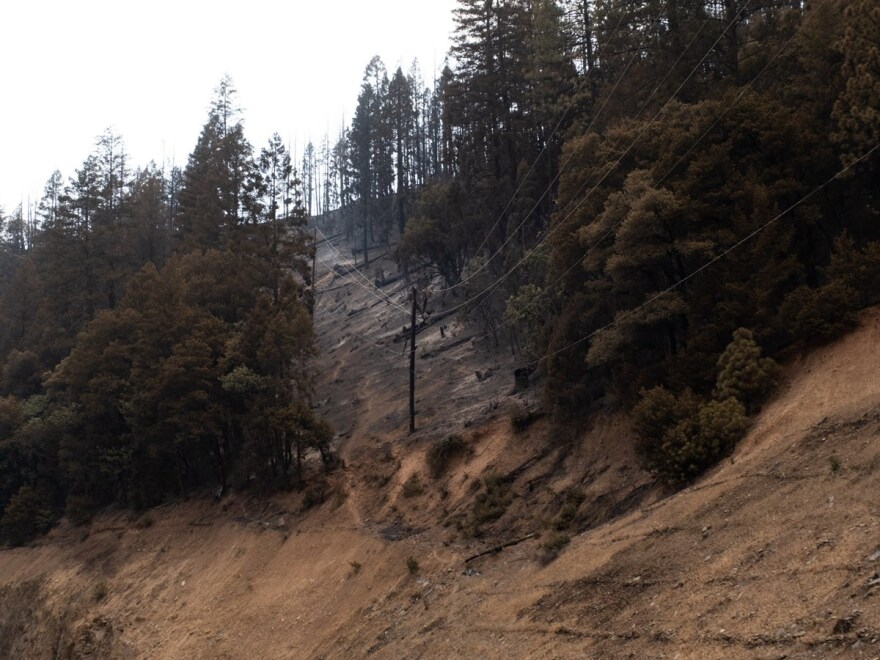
[532,143,879,368]
[420,0,825,356]
[439,7,632,292]
[431,4,661,295]
[314,225,411,317]
[424,1,755,320]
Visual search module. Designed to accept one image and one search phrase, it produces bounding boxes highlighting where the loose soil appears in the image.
[1,235,878,658]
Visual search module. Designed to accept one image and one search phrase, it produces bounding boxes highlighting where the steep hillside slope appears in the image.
[0,238,877,659]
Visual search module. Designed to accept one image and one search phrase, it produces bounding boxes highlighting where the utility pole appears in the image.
[409,286,417,434]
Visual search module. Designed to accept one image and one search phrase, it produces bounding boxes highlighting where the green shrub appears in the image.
[471,474,512,525]
[426,434,466,479]
[633,388,749,485]
[542,532,571,552]
[1,485,53,545]
[537,532,571,565]
[632,387,698,468]
[93,582,108,602]
[552,490,585,530]
[632,386,695,443]
[659,398,749,484]
[829,455,842,474]
[714,328,779,412]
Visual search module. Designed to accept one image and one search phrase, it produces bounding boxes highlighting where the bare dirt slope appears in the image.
[1,236,878,659]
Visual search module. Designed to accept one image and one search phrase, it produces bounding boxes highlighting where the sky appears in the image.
[0,0,457,214]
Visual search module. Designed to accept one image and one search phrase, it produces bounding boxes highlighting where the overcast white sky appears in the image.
[0,0,457,214]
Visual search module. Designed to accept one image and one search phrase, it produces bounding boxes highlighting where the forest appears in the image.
[1,0,878,543]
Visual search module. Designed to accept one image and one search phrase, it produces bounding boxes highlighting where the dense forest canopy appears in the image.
[318,0,878,478]
[1,0,878,542]
[0,78,332,544]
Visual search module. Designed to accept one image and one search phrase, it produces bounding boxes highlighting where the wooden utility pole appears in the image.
[409,286,417,433]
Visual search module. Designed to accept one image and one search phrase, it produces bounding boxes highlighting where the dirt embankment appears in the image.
[1,238,878,658]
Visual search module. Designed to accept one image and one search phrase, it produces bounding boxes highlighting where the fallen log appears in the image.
[464,533,538,564]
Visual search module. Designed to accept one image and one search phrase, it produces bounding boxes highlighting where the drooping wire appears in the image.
[531,143,879,368]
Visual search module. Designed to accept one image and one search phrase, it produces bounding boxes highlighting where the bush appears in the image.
[426,435,466,479]
[401,473,424,498]
[552,490,585,530]
[301,481,328,510]
[93,582,108,602]
[509,402,536,432]
[632,386,695,443]
[471,474,512,525]
[1,485,53,545]
[714,328,779,412]
[633,388,749,485]
[542,532,571,553]
[406,556,420,574]
[537,532,571,565]
[658,398,749,484]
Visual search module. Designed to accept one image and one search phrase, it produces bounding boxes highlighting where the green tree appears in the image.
[714,328,779,412]
[832,0,880,167]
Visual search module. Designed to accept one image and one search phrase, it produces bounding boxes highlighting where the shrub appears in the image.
[542,532,571,553]
[1,485,53,546]
[715,328,779,412]
[632,386,694,443]
[658,398,749,484]
[537,533,571,565]
[633,388,749,485]
[471,474,512,525]
[426,435,466,479]
[406,556,420,574]
[632,387,698,468]
[552,490,585,530]
[93,582,108,602]
[509,402,536,432]
[301,481,328,510]
[401,473,424,498]
[829,455,842,474]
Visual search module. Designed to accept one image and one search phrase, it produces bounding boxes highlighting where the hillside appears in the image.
[1,236,878,659]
